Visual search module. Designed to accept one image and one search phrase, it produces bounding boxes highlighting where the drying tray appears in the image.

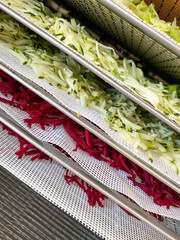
[0,109,179,240]
[58,0,180,81]
[0,0,180,139]
[0,1,180,238]
[0,0,180,195]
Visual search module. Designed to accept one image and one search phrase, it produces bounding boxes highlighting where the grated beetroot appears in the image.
[65,169,107,207]
[1,122,107,208]
[2,119,108,209]
[2,124,50,161]
[0,122,162,220]
[0,70,180,210]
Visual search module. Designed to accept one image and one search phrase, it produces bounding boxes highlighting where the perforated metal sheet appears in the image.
[58,0,180,81]
[145,0,180,26]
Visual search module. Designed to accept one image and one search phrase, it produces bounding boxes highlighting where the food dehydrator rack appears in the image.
[0,0,180,239]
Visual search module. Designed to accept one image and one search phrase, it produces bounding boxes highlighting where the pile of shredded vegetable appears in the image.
[1,122,107,208]
[0,1,180,122]
[0,70,180,209]
[118,0,180,43]
[1,122,165,220]
[0,14,180,173]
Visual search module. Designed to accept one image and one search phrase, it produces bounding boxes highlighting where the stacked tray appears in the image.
[0,0,180,239]
[59,0,180,81]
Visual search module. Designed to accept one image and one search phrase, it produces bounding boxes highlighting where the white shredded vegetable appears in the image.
[117,0,180,43]
[0,13,180,174]
[1,0,180,124]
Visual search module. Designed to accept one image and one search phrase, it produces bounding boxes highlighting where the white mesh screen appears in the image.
[0,89,180,220]
[0,50,180,194]
[0,124,179,240]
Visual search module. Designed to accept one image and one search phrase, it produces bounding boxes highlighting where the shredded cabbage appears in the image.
[118,0,180,43]
[0,12,180,174]
[1,0,180,124]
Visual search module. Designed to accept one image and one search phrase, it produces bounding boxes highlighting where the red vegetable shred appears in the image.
[1,122,163,220]
[0,69,180,210]
[1,122,107,207]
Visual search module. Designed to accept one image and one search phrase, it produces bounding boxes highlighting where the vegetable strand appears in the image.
[0,12,180,173]
[1,0,180,123]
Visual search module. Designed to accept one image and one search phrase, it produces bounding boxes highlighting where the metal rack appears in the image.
[0,0,180,191]
[0,1,180,135]
[0,110,179,240]
[0,0,180,239]
[1,63,180,194]
[58,0,180,80]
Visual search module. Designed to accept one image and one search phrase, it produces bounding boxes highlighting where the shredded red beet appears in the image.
[0,70,180,210]
[65,169,107,207]
[119,193,163,222]
[2,124,50,161]
[0,122,164,220]
[1,122,107,207]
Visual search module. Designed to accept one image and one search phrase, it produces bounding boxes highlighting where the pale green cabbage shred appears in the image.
[0,13,180,174]
[1,0,180,124]
[118,0,180,43]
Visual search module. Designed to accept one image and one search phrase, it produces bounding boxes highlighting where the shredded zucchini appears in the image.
[0,13,180,174]
[118,0,180,43]
[1,0,180,124]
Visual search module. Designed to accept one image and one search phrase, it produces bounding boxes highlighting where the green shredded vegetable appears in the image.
[1,0,180,124]
[118,0,180,43]
[0,12,180,174]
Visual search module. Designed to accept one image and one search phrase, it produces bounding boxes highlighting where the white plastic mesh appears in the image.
[0,124,179,240]
[1,79,180,220]
[1,50,180,182]
[1,50,180,220]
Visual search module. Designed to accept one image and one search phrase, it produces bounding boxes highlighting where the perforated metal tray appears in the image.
[0,109,179,240]
[57,0,180,82]
[0,0,180,192]
[145,0,180,26]
[0,0,180,135]
[0,166,102,240]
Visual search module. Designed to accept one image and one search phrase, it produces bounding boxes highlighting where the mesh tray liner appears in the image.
[1,96,180,220]
[1,0,180,133]
[1,52,180,220]
[59,0,180,81]
[0,0,179,238]
[0,124,180,240]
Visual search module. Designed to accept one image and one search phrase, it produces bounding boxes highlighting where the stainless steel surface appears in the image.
[0,167,102,240]
[58,0,180,81]
[1,63,180,195]
[0,2,180,134]
[95,0,180,55]
[0,110,179,240]
[0,1,180,239]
